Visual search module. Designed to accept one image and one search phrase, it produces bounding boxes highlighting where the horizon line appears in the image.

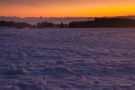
[0,15,135,18]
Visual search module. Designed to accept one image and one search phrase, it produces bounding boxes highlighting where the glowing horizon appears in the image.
[0,0,135,17]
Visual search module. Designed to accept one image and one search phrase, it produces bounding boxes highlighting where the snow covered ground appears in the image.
[0,28,135,90]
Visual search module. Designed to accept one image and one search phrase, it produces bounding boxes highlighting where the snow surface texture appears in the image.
[0,28,135,90]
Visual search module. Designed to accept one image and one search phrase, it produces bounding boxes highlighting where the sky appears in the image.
[0,0,135,17]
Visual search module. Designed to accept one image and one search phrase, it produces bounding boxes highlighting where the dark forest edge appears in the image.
[1,17,135,29]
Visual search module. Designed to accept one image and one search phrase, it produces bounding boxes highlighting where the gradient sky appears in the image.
[0,0,135,17]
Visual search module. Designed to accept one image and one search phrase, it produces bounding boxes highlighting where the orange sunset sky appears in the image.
[0,0,135,17]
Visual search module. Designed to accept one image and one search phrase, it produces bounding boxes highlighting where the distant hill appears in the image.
[1,16,135,28]
[116,16,135,20]
[0,16,94,25]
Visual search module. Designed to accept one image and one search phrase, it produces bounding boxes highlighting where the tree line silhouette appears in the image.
[0,21,32,29]
[0,21,56,29]
[1,18,135,29]
[68,18,135,28]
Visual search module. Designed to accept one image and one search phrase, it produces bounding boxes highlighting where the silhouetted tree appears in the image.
[60,22,64,28]
[37,21,54,28]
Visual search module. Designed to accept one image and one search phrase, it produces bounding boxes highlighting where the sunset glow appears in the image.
[0,0,135,17]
